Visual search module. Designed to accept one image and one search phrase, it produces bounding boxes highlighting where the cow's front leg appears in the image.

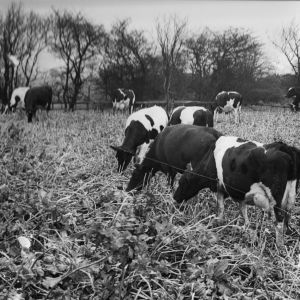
[214,188,224,224]
[239,201,250,229]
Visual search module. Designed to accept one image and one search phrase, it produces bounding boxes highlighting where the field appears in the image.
[0,108,299,300]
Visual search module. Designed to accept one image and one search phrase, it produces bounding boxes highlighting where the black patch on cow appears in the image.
[237,138,247,143]
[160,125,164,131]
[148,128,158,140]
[230,159,236,171]
[15,96,21,103]
[145,114,154,127]
[241,163,248,174]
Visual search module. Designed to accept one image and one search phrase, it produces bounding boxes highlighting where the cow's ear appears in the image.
[110,145,122,152]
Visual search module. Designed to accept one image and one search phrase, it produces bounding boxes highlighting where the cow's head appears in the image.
[110,145,133,172]
[126,164,149,192]
[285,87,296,98]
[173,171,201,203]
[10,95,21,112]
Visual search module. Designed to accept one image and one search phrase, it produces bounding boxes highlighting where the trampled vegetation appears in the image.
[0,109,299,299]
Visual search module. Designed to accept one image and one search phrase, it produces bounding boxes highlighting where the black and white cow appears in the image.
[126,125,222,191]
[111,105,168,172]
[112,88,135,114]
[286,87,300,112]
[10,87,30,111]
[168,106,214,127]
[212,91,242,124]
[24,86,52,123]
[174,136,300,245]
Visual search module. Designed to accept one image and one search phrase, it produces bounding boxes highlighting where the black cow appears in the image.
[126,125,222,191]
[24,86,52,123]
[169,106,214,127]
[212,91,243,124]
[174,136,300,245]
[286,87,300,112]
[111,106,168,172]
[112,88,135,114]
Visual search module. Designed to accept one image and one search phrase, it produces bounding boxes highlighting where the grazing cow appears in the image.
[168,106,214,127]
[285,87,300,112]
[212,91,242,124]
[10,87,30,111]
[112,88,135,114]
[24,86,52,123]
[110,105,168,172]
[174,136,300,245]
[126,125,222,191]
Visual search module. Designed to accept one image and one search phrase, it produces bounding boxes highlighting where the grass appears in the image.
[0,107,299,299]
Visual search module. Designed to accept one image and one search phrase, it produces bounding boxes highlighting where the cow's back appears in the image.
[25,86,52,109]
[149,125,221,172]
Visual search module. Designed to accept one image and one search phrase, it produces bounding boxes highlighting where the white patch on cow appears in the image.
[214,136,263,189]
[170,106,184,117]
[281,180,297,210]
[245,182,276,211]
[288,87,293,93]
[180,106,207,124]
[135,141,152,165]
[125,105,168,132]
[118,88,126,97]
[10,87,30,108]
[125,106,168,164]
[216,91,227,99]
[225,98,235,111]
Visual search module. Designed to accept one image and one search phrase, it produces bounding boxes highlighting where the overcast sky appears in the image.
[1,0,300,74]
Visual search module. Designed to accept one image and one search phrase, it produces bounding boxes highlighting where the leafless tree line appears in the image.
[0,2,299,112]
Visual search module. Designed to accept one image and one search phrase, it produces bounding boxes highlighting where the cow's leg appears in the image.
[27,111,33,123]
[283,180,297,235]
[215,187,225,223]
[214,109,219,123]
[239,202,250,227]
[234,108,238,124]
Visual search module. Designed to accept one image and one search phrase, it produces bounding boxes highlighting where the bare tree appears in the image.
[0,3,50,112]
[100,19,153,100]
[51,10,105,111]
[185,29,214,100]
[156,15,187,111]
[18,12,50,86]
[210,28,264,92]
[273,21,300,84]
[0,2,26,110]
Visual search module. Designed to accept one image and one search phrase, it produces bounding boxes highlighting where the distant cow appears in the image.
[111,105,168,172]
[212,91,242,124]
[10,87,30,111]
[112,88,135,114]
[169,106,214,127]
[126,125,222,191]
[174,136,300,246]
[286,87,300,112]
[24,86,52,123]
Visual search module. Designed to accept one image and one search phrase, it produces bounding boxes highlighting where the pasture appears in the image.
[0,108,299,299]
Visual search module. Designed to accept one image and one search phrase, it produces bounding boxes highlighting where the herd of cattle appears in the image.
[1,84,300,245]
[110,91,300,246]
[3,84,300,123]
